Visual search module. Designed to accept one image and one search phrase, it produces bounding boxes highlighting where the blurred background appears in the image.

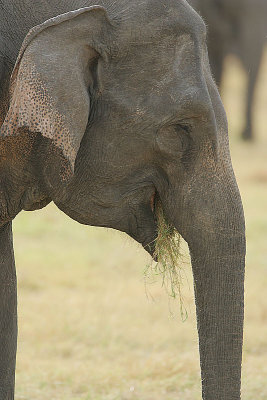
[13,3,267,399]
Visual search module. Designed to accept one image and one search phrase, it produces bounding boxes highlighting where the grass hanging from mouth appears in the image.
[144,198,188,321]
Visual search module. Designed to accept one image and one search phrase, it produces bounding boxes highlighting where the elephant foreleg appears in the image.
[0,222,17,400]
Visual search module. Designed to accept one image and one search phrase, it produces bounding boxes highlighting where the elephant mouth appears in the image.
[143,190,183,305]
[140,189,159,258]
[141,190,164,259]
[146,190,181,263]
[150,190,157,214]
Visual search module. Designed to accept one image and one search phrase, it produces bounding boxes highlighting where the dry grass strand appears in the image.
[144,199,188,321]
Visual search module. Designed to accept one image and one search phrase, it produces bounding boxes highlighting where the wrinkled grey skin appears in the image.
[189,0,267,140]
[0,1,245,399]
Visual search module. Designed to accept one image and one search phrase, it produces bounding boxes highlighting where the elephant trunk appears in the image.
[160,145,246,399]
[190,233,245,399]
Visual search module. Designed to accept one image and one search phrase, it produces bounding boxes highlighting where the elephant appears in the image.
[0,0,246,399]
[188,0,267,140]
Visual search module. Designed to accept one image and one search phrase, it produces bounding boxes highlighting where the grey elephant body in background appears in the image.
[0,1,245,399]
[189,0,267,140]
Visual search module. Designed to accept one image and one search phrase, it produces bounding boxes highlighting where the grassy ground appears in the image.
[13,52,267,399]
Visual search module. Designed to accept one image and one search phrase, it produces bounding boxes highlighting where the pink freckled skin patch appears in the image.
[1,60,75,180]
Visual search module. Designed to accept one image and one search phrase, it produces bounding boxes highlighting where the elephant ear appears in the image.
[0,6,111,179]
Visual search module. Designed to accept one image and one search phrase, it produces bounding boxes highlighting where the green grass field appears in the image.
[13,53,267,399]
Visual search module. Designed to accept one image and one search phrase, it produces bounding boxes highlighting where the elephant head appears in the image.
[0,1,245,399]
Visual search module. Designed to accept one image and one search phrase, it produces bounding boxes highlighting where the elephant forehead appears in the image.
[106,28,202,84]
[103,34,205,118]
[110,0,205,53]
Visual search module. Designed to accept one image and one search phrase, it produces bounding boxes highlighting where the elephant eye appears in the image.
[174,123,192,137]
[172,123,192,150]
[156,123,192,157]
[173,124,195,166]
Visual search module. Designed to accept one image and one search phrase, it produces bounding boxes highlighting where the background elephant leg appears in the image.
[241,51,262,141]
[207,36,225,89]
[0,222,17,400]
[239,18,264,141]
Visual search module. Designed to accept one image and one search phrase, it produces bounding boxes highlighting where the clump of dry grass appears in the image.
[144,198,188,321]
